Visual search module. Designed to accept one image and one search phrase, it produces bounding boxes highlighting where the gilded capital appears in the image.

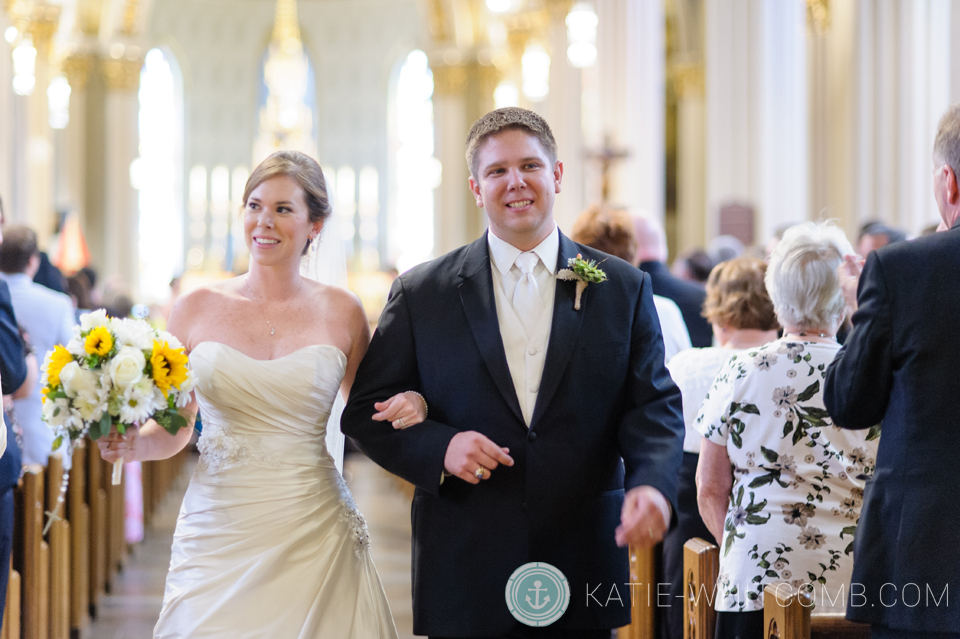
[63,54,95,91]
[672,63,704,100]
[121,0,142,35]
[102,57,142,91]
[21,4,61,50]
[432,64,467,96]
[807,0,830,36]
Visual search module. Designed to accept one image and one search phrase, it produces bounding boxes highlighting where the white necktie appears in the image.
[513,252,541,336]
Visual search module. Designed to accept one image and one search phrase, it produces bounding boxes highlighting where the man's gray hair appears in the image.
[934,104,960,176]
[765,221,853,331]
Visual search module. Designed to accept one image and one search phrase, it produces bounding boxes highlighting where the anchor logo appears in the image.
[505,562,570,627]
[525,580,551,609]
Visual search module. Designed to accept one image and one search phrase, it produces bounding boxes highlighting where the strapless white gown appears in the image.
[154,342,398,639]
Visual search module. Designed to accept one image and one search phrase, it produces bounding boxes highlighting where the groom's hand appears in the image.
[444,431,514,484]
[615,486,671,548]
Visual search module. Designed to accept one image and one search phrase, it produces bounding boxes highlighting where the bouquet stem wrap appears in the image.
[112,459,123,485]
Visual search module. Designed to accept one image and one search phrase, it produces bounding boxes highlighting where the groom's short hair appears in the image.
[465,107,557,178]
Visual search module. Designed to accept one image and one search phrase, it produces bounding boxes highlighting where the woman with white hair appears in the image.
[695,222,880,638]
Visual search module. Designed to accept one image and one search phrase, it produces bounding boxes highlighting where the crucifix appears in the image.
[585,134,631,202]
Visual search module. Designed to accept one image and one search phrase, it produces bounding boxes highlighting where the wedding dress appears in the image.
[154,341,398,639]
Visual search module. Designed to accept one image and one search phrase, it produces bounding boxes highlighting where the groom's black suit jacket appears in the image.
[343,231,684,637]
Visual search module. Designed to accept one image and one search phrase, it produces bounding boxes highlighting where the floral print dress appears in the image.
[695,339,880,613]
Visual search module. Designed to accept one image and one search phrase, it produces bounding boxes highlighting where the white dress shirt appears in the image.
[487,227,559,426]
[652,295,692,364]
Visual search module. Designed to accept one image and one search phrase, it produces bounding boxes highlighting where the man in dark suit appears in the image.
[342,107,684,638]
[631,215,712,347]
[0,277,29,623]
[824,105,960,639]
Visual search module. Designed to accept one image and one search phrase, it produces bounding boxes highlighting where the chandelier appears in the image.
[253,0,316,163]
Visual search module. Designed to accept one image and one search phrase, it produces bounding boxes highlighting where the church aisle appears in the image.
[84,454,415,639]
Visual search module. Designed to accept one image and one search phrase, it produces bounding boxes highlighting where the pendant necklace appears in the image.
[246,277,302,336]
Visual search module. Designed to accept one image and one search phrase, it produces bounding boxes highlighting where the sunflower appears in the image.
[84,326,114,356]
[150,340,189,396]
[44,345,74,388]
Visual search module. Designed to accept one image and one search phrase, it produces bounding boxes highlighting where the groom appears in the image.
[342,107,684,638]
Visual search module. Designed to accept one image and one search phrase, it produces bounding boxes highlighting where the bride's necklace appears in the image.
[246,277,302,337]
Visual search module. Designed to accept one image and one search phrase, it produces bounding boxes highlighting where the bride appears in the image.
[98,150,424,638]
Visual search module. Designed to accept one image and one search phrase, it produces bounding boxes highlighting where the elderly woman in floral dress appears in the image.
[695,221,880,639]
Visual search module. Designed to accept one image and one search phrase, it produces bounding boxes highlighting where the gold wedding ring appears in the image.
[396,418,406,428]
[475,466,486,480]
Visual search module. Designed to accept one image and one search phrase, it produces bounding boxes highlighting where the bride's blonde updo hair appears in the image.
[242,150,332,254]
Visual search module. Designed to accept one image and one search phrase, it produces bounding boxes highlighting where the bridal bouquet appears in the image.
[40,309,196,485]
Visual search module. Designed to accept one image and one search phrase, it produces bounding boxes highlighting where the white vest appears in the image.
[490,265,555,427]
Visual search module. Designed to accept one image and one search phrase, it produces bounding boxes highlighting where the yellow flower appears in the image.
[84,326,113,356]
[44,345,74,388]
[150,340,189,396]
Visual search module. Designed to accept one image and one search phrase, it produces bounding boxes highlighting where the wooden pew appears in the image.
[86,444,106,616]
[763,583,871,639]
[0,567,20,639]
[68,445,89,636]
[618,545,656,639]
[683,538,719,639]
[44,455,71,639]
[13,465,48,639]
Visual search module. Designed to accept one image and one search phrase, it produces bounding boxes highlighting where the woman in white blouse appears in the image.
[696,222,880,638]
[660,257,779,639]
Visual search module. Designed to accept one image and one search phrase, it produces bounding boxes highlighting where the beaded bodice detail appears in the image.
[190,341,345,472]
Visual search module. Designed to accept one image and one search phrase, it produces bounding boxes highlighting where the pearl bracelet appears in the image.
[409,391,428,420]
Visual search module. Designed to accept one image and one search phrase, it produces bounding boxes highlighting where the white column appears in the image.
[706,0,807,244]
[431,64,469,256]
[595,0,664,219]
[0,11,15,220]
[102,57,141,296]
[63,53,94,232]
[543,3,583,233]
[854,0,951,235]
[27,30,56,244]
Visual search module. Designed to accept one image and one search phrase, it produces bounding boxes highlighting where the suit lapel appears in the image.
[458,234,525,424]
[530,232,585,428]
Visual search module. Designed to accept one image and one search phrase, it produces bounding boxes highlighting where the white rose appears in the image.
[80,309,111,332]
[59,362,99,397]
[108,346,146,389]
[112,318,155,350]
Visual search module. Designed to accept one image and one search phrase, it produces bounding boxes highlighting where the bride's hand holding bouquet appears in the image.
[40,309,197,485]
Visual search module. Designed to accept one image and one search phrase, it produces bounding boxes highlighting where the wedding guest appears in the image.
[572,204,692,362]
[0,226,76,466]
[671,248,714,285]
[824,104,960,639]
[0,195,66,293]
[696,222,878,638]
[659,257,779,639]
[0,277,32,623]
[633,214,712,347]
[856,221,906,256]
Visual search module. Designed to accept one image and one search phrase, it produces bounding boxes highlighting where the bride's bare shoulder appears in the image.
[168,278,246,343]
[304,279,364,315]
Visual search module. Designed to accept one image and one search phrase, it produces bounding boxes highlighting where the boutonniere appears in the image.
[556,254,607,310]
